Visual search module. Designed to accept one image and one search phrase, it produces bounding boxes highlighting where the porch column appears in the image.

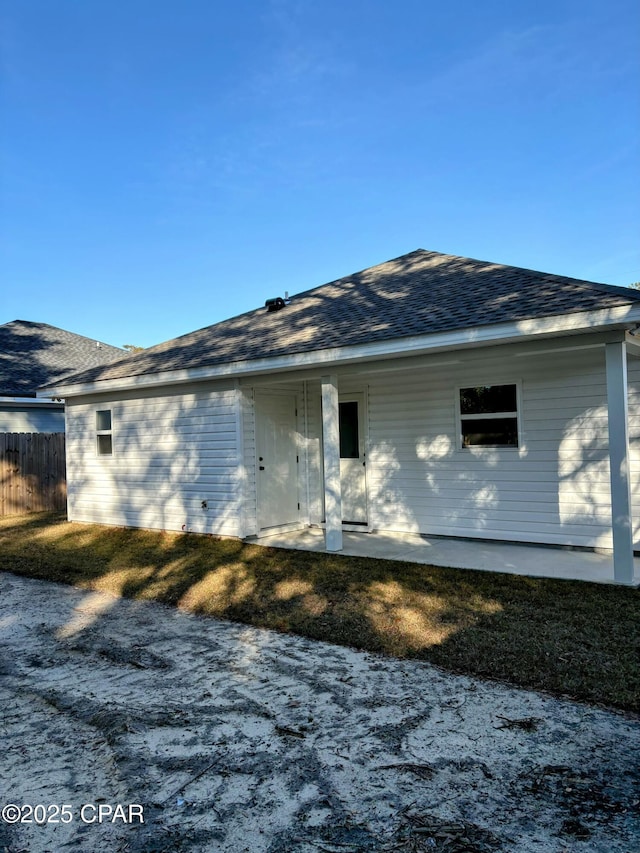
[321,374,343,552]
[605,341,635,584]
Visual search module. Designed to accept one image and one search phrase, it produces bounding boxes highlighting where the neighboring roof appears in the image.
[0,320,124,397]
[43,249,640,390]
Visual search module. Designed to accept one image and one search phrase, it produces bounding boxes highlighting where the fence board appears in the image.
[0,433,67,516]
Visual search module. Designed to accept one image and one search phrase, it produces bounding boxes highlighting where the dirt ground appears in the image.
[0,572,638,853]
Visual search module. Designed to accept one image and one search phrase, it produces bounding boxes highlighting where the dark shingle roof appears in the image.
[0,320,124,397]
[46,249,640,389]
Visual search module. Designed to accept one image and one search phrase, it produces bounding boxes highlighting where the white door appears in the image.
[255,392,299,530]
[339,393,368,524]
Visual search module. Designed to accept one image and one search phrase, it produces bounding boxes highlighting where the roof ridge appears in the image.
[1,319,124,352]
[37,250,640,391]
[104,250,438,360]
[288,248,433,300]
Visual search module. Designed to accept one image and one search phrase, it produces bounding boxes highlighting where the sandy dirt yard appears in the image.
[0,571,638,853]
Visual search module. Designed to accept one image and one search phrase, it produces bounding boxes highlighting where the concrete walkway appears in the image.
[256,527,640,585]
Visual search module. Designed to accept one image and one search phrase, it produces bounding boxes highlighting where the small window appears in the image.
[339,401,359,458]
[96,409,113,456]
[459,384,519,448]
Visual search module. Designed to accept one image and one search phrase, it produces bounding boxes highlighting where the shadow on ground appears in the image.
[1,511,639,712]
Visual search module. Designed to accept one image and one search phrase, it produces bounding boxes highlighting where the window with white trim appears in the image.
[96,409,113,456]
[458,384,519,448]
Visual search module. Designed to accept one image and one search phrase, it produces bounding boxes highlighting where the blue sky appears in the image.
[2,0,639,349]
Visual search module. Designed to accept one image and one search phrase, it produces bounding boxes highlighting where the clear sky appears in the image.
[1,0,639,349]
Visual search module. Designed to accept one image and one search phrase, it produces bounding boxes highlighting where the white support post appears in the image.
[605,341,635,584]
[321,374,343,552]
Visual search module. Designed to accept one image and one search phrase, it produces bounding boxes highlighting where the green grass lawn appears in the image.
[1,511,638,713]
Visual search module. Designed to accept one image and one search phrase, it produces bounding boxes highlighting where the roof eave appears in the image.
[0,395,64,407]
[38,304,640,399]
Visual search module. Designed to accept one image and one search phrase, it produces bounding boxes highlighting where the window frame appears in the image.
[338,400,360,459]
[96,409,113,457]
[455,381,522,451]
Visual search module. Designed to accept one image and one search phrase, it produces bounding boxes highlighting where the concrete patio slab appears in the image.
[255,527,640,585]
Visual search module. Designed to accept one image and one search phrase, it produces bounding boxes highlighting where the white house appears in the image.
[41,250,640,584]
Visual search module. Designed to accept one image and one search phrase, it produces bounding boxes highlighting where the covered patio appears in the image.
[255,527,640,586]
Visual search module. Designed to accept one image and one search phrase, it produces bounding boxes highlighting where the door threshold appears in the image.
[255,521,305,539]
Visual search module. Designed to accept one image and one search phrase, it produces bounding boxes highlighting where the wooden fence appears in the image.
[0,433,67,516]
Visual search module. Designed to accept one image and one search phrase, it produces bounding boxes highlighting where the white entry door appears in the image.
[255,392,299,530]
[339,393,368,524]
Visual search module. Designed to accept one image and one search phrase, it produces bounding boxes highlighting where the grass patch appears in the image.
[1,512,639,712]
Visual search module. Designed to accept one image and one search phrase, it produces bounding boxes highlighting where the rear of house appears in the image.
[45,250,640,584]
[62,340,640,547]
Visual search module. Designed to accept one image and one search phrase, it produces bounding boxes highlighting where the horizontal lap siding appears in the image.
[366,344,615,548]
[63,342,640,547]
[626,357,640,547]
[65,383,241,536]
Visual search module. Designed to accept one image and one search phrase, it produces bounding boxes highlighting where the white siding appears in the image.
[626,354,640,547]
[298,340,634,549]
[64,338,640,549]
[364,343,614,548]
[65,381,241,536]
[0,405,65,433]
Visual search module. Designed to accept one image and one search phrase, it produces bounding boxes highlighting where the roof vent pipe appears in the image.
[265,297,286,312]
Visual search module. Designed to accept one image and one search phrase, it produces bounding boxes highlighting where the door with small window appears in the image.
[339,393,368,524]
